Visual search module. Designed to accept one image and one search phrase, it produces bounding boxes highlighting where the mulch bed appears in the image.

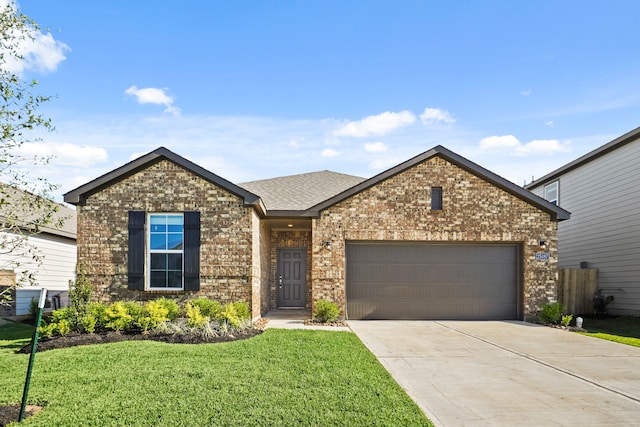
[0,404,43,426]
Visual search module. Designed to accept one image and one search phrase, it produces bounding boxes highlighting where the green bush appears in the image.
[561,314,573,327]
[80,314,97,334]
[314,300,340,323]
[70,264,93,315]
[105,301,134,331]
[157,297,181,320]
[190,297,222,318]
[232,301,250,320]
[539,302,566,325]
[186,302,209,329]
[136,300,170,332]
[218,303,240,328]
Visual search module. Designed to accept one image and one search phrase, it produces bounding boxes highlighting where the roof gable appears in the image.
[525,126,640,189]
[304,145,570,221]
[63,147,263,212]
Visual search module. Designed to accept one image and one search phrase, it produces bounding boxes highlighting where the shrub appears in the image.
[539,302,566,325]
[136,300,170,332]
[157,297,181,320]
[186,302,209,329]
[88,302,108,329]
[561,314,573,328]
[105,301,134,331]
[218,303,240,328]
[314,300,340,323]
[232,301,250,320]
[190,297,222,318]
[70,264,93,316]
[80,314,97,334]
[29,297,39,319]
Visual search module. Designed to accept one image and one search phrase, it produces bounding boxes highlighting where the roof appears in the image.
[304,145,570,221]
[63,147,265,214]
[240,171,365,211]
[0,183,76,239]
[64,145,570,222]
[525,126,640,190]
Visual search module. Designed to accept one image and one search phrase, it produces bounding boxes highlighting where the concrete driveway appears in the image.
[348,320,640,426]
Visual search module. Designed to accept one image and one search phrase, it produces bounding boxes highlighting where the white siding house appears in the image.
[526,127,640,316]
[0,195,77,317]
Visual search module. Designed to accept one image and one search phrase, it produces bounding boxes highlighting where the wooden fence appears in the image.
[557,268,598,315]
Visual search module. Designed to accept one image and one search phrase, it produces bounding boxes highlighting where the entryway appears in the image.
[277,248,306,308]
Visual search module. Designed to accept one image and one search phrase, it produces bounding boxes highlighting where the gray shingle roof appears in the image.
[240,170,366,211]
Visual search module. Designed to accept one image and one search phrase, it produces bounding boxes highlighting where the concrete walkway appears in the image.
[262,309,351,331]
[348,320,640,427]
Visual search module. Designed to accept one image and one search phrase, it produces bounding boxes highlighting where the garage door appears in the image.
[346,243,519,320]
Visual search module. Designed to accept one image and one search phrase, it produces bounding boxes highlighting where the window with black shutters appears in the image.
[128,211,200,291]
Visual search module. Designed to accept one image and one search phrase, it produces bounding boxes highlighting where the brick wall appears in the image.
[77,160,255,310]
[312,155,558,319]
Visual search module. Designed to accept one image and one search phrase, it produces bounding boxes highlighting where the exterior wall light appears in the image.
[321,241,332,250]
[539,240,547,249]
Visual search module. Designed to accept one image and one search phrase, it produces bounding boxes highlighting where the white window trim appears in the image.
[146,213,185,291]
[544,181,559,205]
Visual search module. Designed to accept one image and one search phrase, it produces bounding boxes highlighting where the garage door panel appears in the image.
[346,243,519,320]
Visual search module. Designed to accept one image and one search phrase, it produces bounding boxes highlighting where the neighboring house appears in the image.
[526,126,640,316]
[63,146,569,320]
[0,187,77,317]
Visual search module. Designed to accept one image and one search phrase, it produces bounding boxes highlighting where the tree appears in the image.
[0,1,64,306]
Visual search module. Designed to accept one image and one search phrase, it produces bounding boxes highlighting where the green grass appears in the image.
[579,316,640,347]
[0,326,432,426]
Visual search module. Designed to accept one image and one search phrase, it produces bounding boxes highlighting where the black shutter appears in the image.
[183,211,201,291]
[128,211,146,290]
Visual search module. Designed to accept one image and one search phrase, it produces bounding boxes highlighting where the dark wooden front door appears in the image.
[277,248,306,308]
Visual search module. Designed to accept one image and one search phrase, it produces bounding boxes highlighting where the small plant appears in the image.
[314,300,340,323]
[186,302,209,329]
[561,314,573,327]
[539,302,566,325]
[136,300,170,332]
[29,297,39,319]
[592,289,614,317]
[104,301,134,331]
[70,264,93,315]
[157,297,181,320]
[190,297,222,318]
[219,302,240,328]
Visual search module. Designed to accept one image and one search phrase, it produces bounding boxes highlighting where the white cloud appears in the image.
[125,85,181,116]
[1,2,70,75]
[479,135,570,157]
[369,157,401,170]
[364,142,388,153]
[479,135,520,150]
[333,110,415,137]
[521,89,532,96]
[17,142,108,167]
[321,148,339,157]
[545,120,555,127]
[420,108,455,126]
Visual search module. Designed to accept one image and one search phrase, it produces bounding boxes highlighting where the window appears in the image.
[128,211,200,292]
[431,186,443,210]
[148,214,184,289]
[544,181,559,205]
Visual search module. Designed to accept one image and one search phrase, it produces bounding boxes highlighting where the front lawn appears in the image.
[0,325,432,426]
[579,316,640,347]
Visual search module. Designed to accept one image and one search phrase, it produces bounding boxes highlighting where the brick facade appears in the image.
[312,156,558,319]
[77,160,256,309]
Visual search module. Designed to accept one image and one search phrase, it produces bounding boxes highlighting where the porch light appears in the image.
[539,240,547,249]
[321,240,332,251]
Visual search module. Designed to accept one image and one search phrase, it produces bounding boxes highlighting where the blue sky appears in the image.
[9,0,640,201]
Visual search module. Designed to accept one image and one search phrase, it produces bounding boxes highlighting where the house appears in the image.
[63,146,569,320]
[526,126,640,316]
[0,185,77,317]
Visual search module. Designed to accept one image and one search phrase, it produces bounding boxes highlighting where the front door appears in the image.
[277,248,306,308]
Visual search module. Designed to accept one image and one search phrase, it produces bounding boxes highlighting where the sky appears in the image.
[6,0,640,202]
